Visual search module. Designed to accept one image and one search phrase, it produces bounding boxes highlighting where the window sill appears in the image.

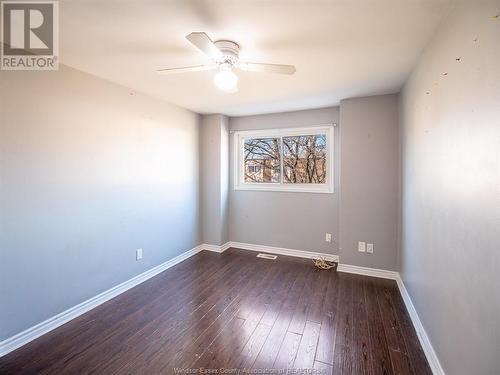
[234,184,334,194]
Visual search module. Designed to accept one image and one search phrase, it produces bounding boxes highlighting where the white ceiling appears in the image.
[60,0,451,116]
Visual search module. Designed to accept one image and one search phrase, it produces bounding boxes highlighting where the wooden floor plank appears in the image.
[252,264,309,369]
[191,315,246,370]
[352,275,371,375]
[287,268,317,334]
[364,278,395,375]
[305,269,330,324]
[259,260,302,326]
[273,331,302,369]
[315,269,340,365]
[293,320,321,370]
[387,283,433,375]
[332,272,354,375]
[314,360,333,375]
[375,278,415,375]
[0,249,432,375]
[227,323,272,370]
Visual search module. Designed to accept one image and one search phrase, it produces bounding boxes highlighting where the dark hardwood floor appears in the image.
[0,248,431,375]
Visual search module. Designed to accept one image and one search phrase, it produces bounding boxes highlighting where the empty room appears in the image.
[0,0,499,374]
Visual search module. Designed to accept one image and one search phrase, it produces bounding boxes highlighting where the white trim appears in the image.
[201,244,224,253]
[221,242,232,252]
[337,263,399,280]
[227,241,339,262]
[396,277,445,375]
[233,125,334,194]
[200,243,231,253]
[0,244,204,357]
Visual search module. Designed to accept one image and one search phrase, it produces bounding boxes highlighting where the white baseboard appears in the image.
[200,243,231,253]
[0,244,204,358]
[221,242,232,252]
[227,241,339,262]
[201,243,224,253]
[337,263,399,280]
[396,277,445,375]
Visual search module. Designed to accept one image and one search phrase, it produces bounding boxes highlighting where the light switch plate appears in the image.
[325,233,332,242]
[367,243,374,254]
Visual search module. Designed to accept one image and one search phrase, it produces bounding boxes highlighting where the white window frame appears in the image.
[233,125,334,193]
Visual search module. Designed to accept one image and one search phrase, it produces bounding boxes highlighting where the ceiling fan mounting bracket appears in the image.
[214,40,240,65]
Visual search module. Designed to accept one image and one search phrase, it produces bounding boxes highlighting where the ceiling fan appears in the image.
[157,32,296,92]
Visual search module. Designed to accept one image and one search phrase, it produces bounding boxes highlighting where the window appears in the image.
[234,125,334,193]
[244,138,280,183]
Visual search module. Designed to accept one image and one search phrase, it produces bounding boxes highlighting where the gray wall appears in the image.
[400,1,500,374]
[227,100,400,267]
[229,107,340,255]
[339,94,400,270]
[0,65,201,340]
[200,114,229,245]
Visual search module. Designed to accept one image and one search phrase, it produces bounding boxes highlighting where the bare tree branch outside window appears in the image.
[244,138,281,183]
[283,134,326,183]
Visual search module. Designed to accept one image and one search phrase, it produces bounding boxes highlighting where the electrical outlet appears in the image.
[367,243,374,254]
[358,242,366,252]
[136,248,143,260]
[325,233,332,242]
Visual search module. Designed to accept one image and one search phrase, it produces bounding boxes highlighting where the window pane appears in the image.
[244,137,281,183]
[283,134,327,183]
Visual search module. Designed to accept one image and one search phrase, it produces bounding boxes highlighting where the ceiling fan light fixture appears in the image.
[214,63,238,91]
[156,32,296,91]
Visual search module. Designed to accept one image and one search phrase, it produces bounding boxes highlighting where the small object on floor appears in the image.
[313,257,337,270]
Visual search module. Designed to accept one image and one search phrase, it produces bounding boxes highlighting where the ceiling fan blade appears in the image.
[237,62,296,75]
[186,32,223,60]
[156,65,216,75]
